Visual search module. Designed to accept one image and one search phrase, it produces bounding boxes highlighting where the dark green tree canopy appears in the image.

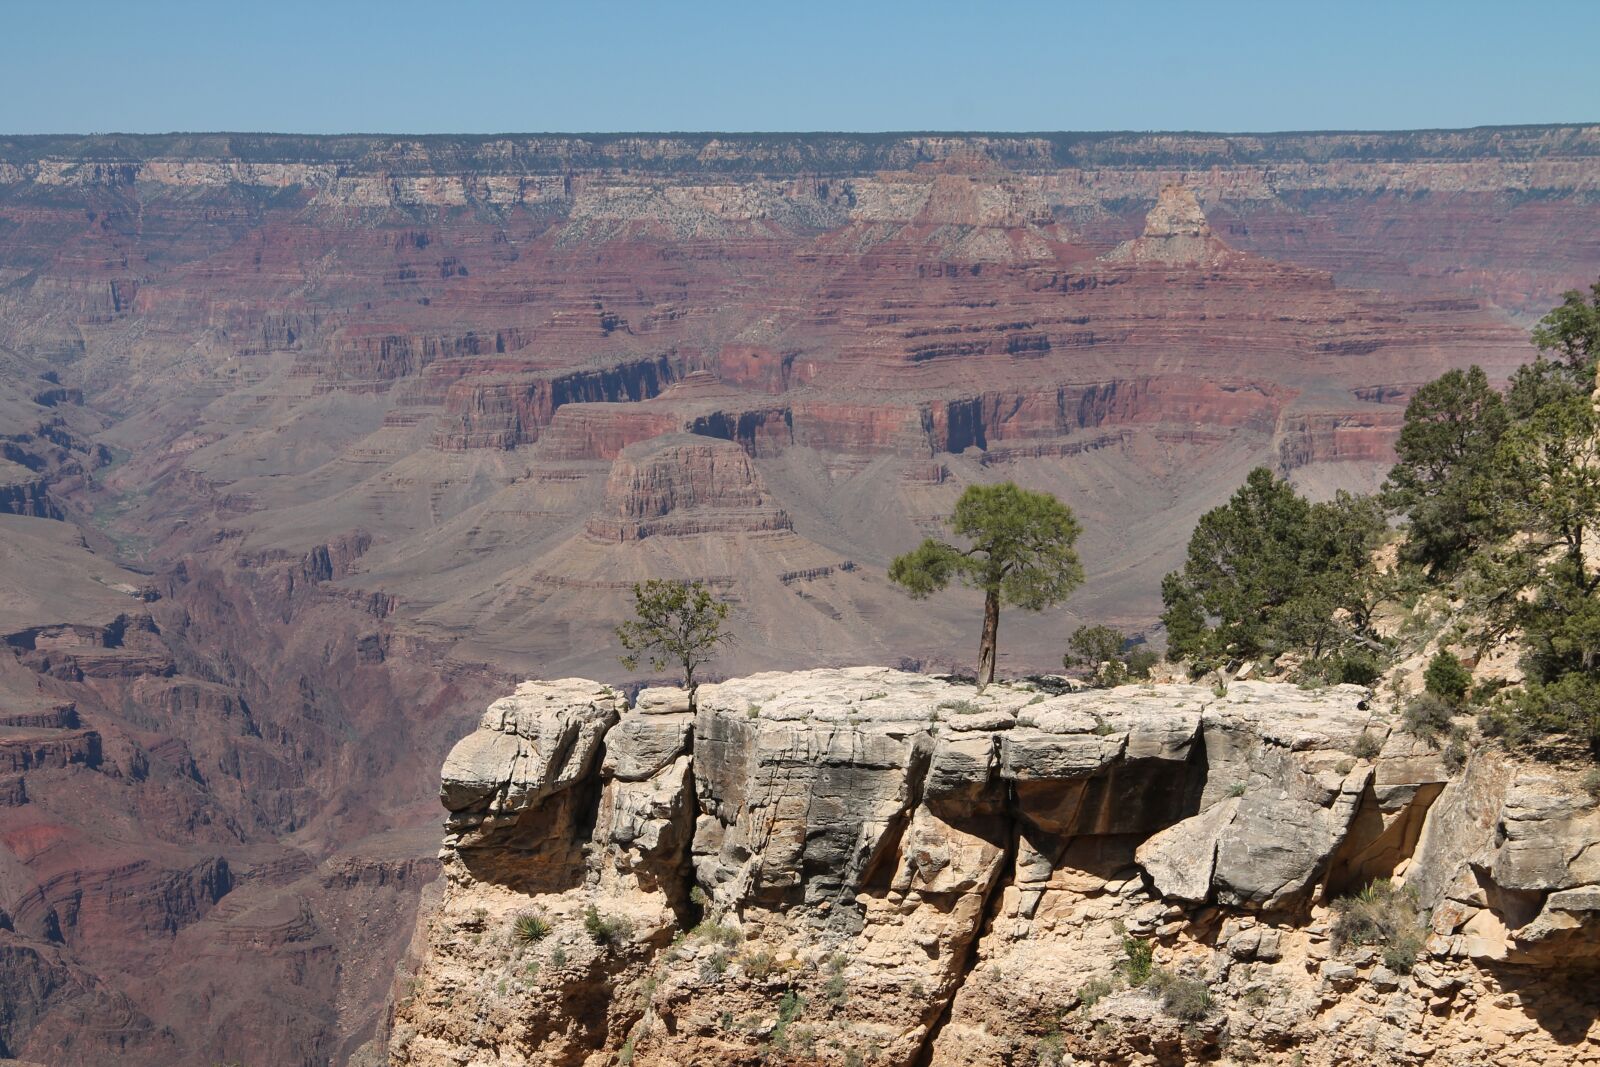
[1382,365,1507,572]
[1162,469,1387,670]
[1531,279,1600,379]
[891,482,1084,607]
[890,482,1083,687]
[1382,278,1600,754]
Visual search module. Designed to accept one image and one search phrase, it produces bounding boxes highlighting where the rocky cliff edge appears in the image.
[389,667,1600,1066]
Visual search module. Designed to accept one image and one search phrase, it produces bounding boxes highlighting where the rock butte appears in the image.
[1,129,1599,1063]
[393,668,1600,1066]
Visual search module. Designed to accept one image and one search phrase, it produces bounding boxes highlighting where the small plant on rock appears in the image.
[768,990,806,1051]
[512,912,551,944]
[1148,968,1211,1020]
[1076,976,1116,1008]
[1352,732,1383,760]
[1330,879,1427,974]
[700,948,732,981]
[1424,649,1473,706]
[742,949,778,979]
[1120,936,1154,986]
[1402,691,1455,742]
[583,904,632,947]
[820,953,850,1006]
[690,918,741,946]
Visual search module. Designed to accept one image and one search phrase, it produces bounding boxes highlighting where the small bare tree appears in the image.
[616,579,731,710]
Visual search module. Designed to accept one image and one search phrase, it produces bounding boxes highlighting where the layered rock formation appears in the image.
[0,514,504,1065]
[1,129,1598,1064]
[392,669,1600,1066]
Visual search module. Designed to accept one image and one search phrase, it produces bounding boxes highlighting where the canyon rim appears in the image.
[0,122,1598,1066]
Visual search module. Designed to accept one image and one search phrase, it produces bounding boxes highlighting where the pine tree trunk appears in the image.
[976,589,1000,690]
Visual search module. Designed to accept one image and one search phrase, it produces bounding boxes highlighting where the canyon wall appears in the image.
[392,668,1600,1067]
[1,128,1598,1064]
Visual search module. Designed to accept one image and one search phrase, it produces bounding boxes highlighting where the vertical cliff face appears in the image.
[390,669,1600,1067]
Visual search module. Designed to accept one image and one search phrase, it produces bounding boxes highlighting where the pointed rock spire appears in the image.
[1103,183,1231,265]
[1143,184,1212,240]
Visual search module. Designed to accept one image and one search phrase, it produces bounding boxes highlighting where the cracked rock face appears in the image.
[393,668,1600,1067]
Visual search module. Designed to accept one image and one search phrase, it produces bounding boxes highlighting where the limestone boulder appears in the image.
[439,678,623,823]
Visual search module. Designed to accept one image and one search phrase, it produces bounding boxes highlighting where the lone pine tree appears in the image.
[890,482,1083,690]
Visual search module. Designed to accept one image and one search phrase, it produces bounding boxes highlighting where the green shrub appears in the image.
[1120,936,1154,986]
[700,948,731,980]
[583,904,632,947]
[550,946,567,968]
[1125,647,1159,680]
[742,950,778,979]
[789,1025,818,1057]
[1302,649,1385,686]
[1352,732,1383,760]
[690,919,741,946]
[768,990,806,1050]
[1330,879,1427,974]
[512,912,551,944]
[819,952,850,1005]
[1064,625,1132,687]
[1424,651,1473,705]
[1076,976,1115,1008]
[1148,968,1211,1020]
[1036,1030,1067,1066]
[938,699,984,715]
[618,1021,645,1065]
[1583,768,1600,801]
[1401,692,1455,741]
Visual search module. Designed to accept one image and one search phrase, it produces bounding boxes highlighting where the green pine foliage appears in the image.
[1064,625,1156,687]
[1386,281,1600,756]
[890,482,1083,689]
[1160,470,1388,672]
[1423,651,1472,705]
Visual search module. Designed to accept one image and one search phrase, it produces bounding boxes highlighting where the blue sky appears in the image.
[2,0,1595,134]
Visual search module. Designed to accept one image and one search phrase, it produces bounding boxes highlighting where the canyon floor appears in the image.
[0,129,1597,1064]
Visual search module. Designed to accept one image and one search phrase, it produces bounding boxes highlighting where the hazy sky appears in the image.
[3,0,1596,134]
